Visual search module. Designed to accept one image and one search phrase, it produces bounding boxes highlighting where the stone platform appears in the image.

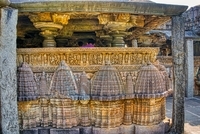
[20,121,170,134]
[19,95,200,134]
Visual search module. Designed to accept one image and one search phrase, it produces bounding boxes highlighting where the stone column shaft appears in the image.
[0,7,19,134]
[131,39,138,47]
[171,16,185,134]
[185,39,194,98]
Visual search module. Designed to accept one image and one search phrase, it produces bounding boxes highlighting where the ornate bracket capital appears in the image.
[52,13,70,25]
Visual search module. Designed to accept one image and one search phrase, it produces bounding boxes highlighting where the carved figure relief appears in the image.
[17,47,158,72]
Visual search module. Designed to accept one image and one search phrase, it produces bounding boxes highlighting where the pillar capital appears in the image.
[33,22,63,47]
[109,31,131,47]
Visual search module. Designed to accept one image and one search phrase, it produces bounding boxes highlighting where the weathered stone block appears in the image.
[20,128,38,134]
[121,124,135,134]
[92,125,134,134]
[134,122,165,134]
[38,128,50,134]
[80,126,92,134]
[50,128,80,134]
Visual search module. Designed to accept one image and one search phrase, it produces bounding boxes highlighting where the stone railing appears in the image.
[17,47,159,72]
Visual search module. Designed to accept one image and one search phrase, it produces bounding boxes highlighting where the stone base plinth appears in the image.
[50,128,80,134]
[134,122,165,134]
[19,120,171,134]
[93,124,136,134]
[20,128,38,134]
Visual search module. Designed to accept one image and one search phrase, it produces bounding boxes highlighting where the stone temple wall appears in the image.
[17,47,172,134]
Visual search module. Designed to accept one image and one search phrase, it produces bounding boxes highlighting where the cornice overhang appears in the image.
[10,1,188,16]
[0,0,10,7]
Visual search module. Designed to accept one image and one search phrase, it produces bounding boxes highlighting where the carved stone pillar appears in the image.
[39,72,48,97]
[110,32,127,47]
[79,72,90,126]
[29,13,70,47]
[132,39,138,47]
[98,13,133,47]
[34,22,63,47]
[99,35,112,47]
[171,16,185,134]
[125,74,134,95]
[185,39,194,98]
[0,7,19,134]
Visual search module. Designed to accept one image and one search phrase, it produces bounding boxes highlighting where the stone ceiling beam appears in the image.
[126,16,170,40]
[10,1,188,16]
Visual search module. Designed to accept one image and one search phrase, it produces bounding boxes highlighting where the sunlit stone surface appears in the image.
[90,62,125,128]
[17,48,172,133]
[133,63,172,125]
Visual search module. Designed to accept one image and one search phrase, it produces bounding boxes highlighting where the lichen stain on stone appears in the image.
[6,121,18,132]
[5,8,13,24]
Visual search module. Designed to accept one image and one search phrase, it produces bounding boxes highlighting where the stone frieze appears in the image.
[17,47,159,72]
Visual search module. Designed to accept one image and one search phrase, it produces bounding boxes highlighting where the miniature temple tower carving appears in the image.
[90,61,125,128]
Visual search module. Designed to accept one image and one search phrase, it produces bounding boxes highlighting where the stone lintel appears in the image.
[10,1,187,16]
[171,16,185,134]
[0,7,19,134]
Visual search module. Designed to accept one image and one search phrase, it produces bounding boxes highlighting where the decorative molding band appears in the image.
[17,47,159,72]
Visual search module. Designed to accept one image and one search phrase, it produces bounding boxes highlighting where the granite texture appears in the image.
[0,7,19,134]
[170,16,185,134]
[185,39,194,98]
